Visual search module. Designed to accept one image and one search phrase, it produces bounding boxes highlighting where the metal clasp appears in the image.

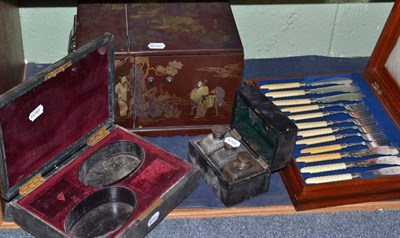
[45,61,73,81]
[87,127,110,146]
[371,81,383,95]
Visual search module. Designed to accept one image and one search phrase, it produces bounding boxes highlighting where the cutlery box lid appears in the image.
[365,0,400,128]
[75,2,243,56]
[0,33,115,201]
[231,85,298,172]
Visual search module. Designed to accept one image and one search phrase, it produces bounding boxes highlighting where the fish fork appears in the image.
[297,123,383,138]
[300,140,390,154]
[288,107,371,121]
[296,131,388,146]
[295,116,377,130]
[282,102,368,114]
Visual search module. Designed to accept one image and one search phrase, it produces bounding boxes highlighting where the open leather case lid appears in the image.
[365,0,400,127]
[0,33,115,201]
[231,85,298,172]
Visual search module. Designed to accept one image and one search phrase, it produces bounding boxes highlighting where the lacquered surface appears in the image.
[114,54,243,131]
[75,3,244,134]
[76,3,242,54]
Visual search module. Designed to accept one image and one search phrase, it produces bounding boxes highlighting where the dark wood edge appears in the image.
[280,159,400,211]
[365,0,400,127]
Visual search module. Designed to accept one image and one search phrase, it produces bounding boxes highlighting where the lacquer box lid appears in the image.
[231,85,298,172]
[75,2,243,55]
[0,33,115,201]
[365,0,400,127]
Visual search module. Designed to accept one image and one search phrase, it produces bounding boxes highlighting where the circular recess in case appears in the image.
[79,140,144,187]
[65,187,136,238]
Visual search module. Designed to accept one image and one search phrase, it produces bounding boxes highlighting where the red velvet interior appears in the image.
[0,47,110,189]
[17,128,192,236]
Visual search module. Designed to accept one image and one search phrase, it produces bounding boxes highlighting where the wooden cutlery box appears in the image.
[0,34,199,237]
[188,85,297,206]
[73,2,244,136]
[246,1,400,211]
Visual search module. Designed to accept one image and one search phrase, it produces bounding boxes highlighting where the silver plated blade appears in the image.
[308,85,359,94]
[310,78,353,87]
[353,156,400,167]
[314,93,364,103]
[372,156,400,165]
[348,146,399,157]
[373,166,400,176]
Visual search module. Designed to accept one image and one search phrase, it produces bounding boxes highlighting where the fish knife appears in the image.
[260,78,353,90]
[301,156,400,173]
[305,166,400,184]
[296,146,399,163]
[281,102,367,113]
[265,85,359,98]
[272,93,363,106]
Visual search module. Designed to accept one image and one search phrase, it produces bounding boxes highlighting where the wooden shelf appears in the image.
[2,200,400,229]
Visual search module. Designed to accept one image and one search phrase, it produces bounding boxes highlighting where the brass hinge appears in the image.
[45,60,73,81]
[371,81,383,95]
[19,174,45,197]
[87,127,110,146]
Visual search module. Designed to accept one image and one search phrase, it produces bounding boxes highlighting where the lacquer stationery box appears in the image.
[0,33,199,237]
[72,2,244,136]
[189,85,298,206]
[246,1,400,211]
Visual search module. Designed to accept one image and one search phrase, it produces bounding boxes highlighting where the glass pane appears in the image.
[385,37,400,86]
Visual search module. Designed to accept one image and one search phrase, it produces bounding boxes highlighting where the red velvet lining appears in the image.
[17,127,192,236]
[0,47,110,189]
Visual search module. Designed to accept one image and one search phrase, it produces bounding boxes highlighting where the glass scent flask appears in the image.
[210,137,243,170]
[222,151,264,182]
[198,125,227,155]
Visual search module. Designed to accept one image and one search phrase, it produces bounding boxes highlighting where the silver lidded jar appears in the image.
[222,151,264,182]
[198,125,228,155]
[209,137,243,170]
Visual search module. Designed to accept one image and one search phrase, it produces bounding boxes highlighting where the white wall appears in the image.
[19,3,394,63]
